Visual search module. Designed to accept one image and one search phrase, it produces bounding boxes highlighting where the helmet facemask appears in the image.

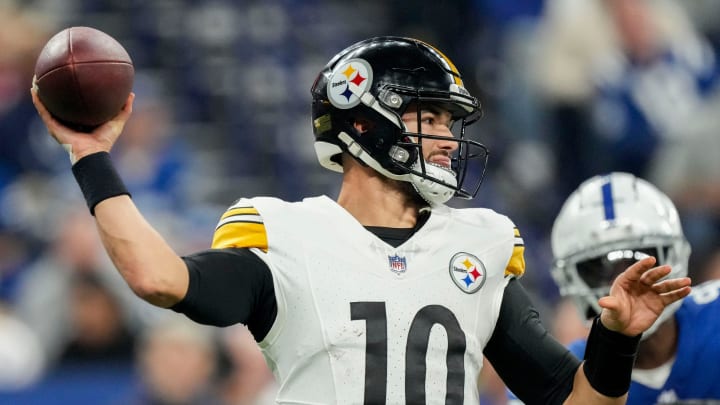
[376,83,488,205]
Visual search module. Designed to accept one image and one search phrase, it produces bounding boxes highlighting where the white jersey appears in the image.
[212,196,525,405]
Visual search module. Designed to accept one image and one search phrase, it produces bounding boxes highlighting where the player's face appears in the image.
[401,105,457,169]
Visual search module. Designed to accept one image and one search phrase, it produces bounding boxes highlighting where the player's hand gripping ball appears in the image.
[33,26,134,131]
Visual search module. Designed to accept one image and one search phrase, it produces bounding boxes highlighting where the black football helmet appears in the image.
[311,36,488,205]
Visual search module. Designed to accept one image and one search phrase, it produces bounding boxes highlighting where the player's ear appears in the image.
[353,118,374,134]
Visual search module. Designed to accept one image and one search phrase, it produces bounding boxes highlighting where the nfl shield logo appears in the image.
[388,254,407,274]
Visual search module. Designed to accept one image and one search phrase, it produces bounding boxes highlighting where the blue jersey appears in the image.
[508,280,720,404]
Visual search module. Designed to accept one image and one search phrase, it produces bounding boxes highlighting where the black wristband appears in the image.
[582,315,642,397]
[71,152,130,215]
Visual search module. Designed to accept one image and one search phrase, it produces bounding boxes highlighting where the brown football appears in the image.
[34,26,134,131]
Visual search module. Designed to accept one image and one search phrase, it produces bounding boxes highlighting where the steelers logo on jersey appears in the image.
[449,252,486,294]
[327,58,373,109]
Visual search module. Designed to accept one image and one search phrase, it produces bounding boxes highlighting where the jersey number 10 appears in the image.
[351,302,467,404]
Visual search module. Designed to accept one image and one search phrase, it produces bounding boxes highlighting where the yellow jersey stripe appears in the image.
[216,214,262,230]
[505,244,526,277]
[212,222,268,251]
[506,227,525,277]
[220,207,259,221]
[513,227,524,246]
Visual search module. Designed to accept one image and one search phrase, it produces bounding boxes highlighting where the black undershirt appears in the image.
[172,225,580,404]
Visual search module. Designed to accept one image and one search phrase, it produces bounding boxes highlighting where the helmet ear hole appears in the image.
[353,117,375,134]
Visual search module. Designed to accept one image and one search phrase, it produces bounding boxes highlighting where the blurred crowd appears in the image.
[1,0,720,404]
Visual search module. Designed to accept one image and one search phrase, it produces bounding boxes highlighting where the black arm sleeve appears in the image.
[483,278,581,405]
[170,248,277,341]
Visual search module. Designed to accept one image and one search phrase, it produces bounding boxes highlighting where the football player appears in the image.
[31,37,691,404]
[510,172,720,404]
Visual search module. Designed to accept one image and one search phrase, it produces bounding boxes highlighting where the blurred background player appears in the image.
[509,172,720,404]
[216,324,278,405]
[530,0,720,193]
[124,316,222,405]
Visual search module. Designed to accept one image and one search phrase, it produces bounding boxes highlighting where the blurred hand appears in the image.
[31,78,134,164]
[599,256,691,336]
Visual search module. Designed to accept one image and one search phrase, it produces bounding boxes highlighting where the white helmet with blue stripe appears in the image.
[551,172,690,338]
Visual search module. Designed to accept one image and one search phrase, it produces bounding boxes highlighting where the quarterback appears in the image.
[31,37,691,404]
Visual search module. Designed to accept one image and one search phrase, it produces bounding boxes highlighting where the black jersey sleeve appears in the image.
[483,278,581,405]
[171,248,277,341]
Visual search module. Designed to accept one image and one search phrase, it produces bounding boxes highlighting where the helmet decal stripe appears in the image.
[415,39,463,86]
[601,176,616,220]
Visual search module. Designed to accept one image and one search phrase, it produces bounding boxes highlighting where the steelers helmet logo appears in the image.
[327,58,373,109]
[449,252,486,294]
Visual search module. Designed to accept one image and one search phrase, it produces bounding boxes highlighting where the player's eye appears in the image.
[420,114,436,125]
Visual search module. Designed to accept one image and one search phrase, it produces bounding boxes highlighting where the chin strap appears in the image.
[337,131,457,205]
[410,162,456,206]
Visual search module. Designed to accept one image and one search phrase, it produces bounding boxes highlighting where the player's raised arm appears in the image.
[31,88,189,308]
[565,257,691,404]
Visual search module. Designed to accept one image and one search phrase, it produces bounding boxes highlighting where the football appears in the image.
[33,26,134,131]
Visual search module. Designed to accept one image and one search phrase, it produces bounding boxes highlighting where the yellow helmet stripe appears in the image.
[415,39,463,86]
